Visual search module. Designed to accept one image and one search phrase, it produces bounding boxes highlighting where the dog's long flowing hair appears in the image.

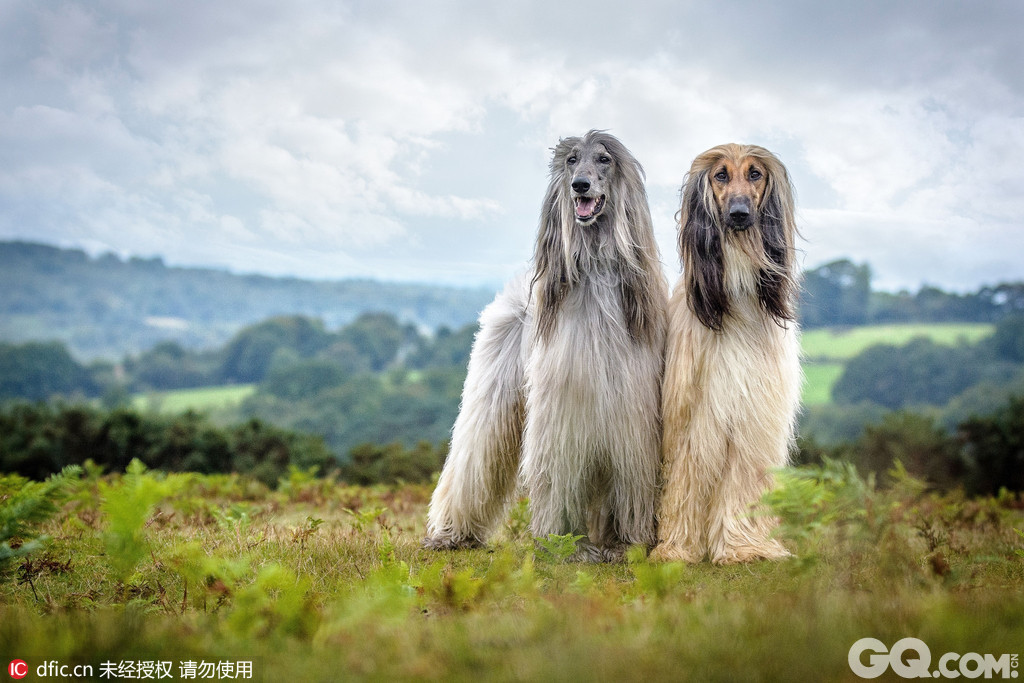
[425,131,668,561]
[652,143,802,565]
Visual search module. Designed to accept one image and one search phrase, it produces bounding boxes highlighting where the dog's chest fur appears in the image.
[526,258,657,431]
[677,286,801,433]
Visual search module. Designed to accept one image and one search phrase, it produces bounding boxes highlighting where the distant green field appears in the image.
[801,362,844,406]
[801,322,993,362]
[133,383,256,414]
[799,323,994,405]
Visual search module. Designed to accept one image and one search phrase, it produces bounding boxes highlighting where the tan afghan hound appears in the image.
[651,143,801,565]
[424,131,668,562]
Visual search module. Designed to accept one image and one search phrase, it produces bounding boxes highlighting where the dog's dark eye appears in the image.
[749,169,763,181]
[598,155,611,164]
[567,155,577,166]
[714,170,728,182]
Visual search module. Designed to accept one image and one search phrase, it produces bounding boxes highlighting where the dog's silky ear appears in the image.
[680,170,728,331]
[756,160,797,325]
[533,141,576,341]
[609,140,663,346]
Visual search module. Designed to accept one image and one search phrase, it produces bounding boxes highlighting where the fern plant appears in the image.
[99,458,182,581]
[534,533,585,563]
[0,465,82,576]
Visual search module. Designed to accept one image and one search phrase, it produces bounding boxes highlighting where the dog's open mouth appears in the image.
[574,195,606,222]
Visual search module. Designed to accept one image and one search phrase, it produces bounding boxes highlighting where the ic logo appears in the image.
[8,660,28,679]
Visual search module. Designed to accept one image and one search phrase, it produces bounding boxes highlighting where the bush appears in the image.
[958,395,1024,496]
[0,403,334,486]
[832,339,992,410]
[341,441,447,485]
[842,412,965,489]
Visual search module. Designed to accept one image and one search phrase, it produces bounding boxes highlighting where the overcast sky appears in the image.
[1,1,1022,292]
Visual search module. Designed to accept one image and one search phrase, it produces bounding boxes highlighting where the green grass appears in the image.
[133,384,256,414]
[801,323,994,362]
[2,463,1022,681]
[802,362,845,406]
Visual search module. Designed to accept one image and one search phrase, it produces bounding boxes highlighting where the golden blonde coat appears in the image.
[652,144,801,564]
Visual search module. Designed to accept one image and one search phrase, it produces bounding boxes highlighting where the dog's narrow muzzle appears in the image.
[727,197,752,230]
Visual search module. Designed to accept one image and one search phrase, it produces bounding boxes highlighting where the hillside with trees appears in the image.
[0,241,494,359]
[2,243,1024,493]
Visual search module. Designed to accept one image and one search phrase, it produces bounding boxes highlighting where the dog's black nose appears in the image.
[729,207,750,222]
[571,177,591,194]
[728,197,752,228]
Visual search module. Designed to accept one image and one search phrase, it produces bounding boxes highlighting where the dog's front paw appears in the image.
[711,540,791,565]
[649,541,703,563]
[597,544,629,563]
[422,533,485,551]
[565,539,608,563]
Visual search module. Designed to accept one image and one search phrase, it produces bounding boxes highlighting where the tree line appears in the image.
[1,312,471,472]
[799,259,1024,327]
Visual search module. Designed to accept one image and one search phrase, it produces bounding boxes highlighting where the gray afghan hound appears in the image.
[423,131,668,561]
[652,143,801,565]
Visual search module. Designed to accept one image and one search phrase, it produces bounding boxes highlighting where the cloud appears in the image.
[0,0,1021,291]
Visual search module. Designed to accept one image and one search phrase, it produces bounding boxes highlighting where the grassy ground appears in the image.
[2,463,1023,681]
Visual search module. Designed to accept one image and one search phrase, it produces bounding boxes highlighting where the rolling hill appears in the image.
[0,241,495,359]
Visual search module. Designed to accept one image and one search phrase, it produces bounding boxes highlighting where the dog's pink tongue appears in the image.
[575,197,597,218]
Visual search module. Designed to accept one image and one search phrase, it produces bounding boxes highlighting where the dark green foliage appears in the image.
[230,418,335,487]
[406,324,477,370]
[0,341,99,401]
[219,316,333,384]
[831,338,1012,410]
[125,341,221,391]
[844,412,965,489]
[0,403,333,486]
[800,259,871,327]
[872,283,1024,324]
[800,397,1024,495]
[261,358,351,401]
[335,312,419,372]
[119,312,457,392]
[242,365,464,460]
[799,402,891,446]
[798,258,1021,328]
[958,396,1024,496]
[992,314,1024,363]
[341,441,447,485]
